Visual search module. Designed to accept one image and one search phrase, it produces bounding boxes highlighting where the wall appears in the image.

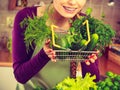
[0,0,120,52]
[85,0,120,32]
[0,0,51,59]
[0,0,120,43]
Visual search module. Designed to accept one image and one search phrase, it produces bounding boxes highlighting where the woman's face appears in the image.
[53,0,87,18]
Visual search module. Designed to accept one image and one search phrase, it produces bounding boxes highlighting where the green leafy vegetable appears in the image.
[20,7,116,54]
[20,12,51,52]
[85,7,93,16]
[97,71,120,90]
[53,73,97,90]
[69,8,116,52]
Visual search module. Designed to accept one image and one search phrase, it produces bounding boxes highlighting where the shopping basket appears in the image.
[50,20,97,62]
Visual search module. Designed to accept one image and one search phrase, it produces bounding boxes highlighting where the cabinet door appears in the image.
[8,0,27,10]
[8,0,17,10]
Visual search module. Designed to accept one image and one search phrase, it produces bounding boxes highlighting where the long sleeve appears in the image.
[12,7,50,84]
[81,59,100,82]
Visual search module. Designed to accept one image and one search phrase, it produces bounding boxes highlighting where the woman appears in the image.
[12,0,100,89]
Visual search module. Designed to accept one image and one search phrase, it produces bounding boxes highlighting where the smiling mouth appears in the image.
[63,6,77,13]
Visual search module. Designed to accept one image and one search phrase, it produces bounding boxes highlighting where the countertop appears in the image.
[0,67,17,90]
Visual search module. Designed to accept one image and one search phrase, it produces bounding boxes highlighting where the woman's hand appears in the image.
[85,50,99,65]
[43,39,56,62]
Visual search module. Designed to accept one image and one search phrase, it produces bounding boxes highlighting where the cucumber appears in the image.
[79,39,87,48]
[86,33,99,51]
[78,39,87,50]
[70,42,81,50]
[70,39,87,50]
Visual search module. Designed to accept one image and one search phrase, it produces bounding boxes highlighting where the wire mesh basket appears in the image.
[54,50,97,62]
[51,22,97,62]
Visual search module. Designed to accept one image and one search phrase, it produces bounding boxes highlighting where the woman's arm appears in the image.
[12,7,50,84]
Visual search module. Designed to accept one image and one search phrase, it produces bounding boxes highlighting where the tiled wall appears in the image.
[0,0,120,51]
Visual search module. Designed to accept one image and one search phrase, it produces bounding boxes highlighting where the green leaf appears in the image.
[85,8,93,16]
[54,73,97,90]
[20,13,51,52]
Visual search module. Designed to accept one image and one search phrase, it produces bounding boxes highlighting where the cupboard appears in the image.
[8,0,27,10]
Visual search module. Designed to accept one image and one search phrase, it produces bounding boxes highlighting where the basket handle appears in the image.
[51,24,66,49]
[82,20,91,45]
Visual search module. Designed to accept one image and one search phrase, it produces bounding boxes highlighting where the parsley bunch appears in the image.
[20,12,51,51]
[70,8,116,52]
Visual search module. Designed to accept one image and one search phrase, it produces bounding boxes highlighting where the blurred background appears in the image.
[0,0,120,90]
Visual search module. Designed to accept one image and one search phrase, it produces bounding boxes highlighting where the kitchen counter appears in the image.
[0,67,17,90]
[108,44,120,65]
[108,50,120,65]
[107,44,120,74]
[110,44,120,55]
